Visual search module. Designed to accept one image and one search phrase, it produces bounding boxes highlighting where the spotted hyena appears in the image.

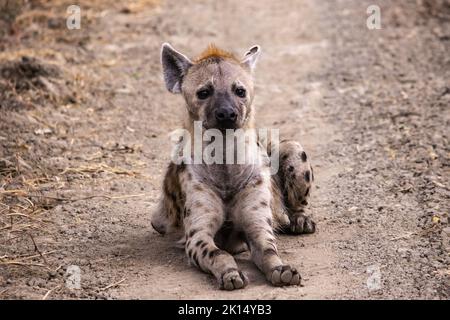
[151,43,315,290]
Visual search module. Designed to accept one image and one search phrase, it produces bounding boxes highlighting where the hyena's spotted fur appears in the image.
[151,43,315,290]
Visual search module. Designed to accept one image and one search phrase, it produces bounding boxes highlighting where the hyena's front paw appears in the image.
[289,214,316,234]
[219,269,249,291]
[267,265,301,286]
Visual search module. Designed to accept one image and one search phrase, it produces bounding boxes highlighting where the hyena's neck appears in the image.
[178,117,263,197]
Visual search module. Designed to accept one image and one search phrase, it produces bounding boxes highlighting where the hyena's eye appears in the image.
[196,88,212,100]
[234,87,246,98]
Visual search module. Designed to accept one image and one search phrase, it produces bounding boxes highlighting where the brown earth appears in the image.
[0,0,449,299]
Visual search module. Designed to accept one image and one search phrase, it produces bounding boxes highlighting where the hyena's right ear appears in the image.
[241,45,261,72]
[161,43,193,94]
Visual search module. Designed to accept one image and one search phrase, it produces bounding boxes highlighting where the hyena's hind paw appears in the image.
[276,140,316,234]
[267,265,301,286]
[279,140,314,209]
[220,269,249,290]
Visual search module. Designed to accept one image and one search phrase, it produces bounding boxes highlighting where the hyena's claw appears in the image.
[268,265,301,286]
[220,269,248,290]
[290,214,316,234]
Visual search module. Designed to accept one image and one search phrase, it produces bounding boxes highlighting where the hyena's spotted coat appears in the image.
[151,43,315,290]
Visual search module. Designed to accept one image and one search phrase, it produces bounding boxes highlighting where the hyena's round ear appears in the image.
[161,43,193,94]
[241,45,261,71]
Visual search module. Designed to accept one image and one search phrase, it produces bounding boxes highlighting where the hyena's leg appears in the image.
[233,174,301,287]
[151,163,186,235]
[274,140,316,234]
[182,177,248,290]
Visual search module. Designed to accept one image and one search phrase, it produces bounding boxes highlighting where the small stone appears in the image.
[432,216,440,224]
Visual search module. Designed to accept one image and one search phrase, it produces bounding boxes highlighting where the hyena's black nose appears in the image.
[215,108,237,122]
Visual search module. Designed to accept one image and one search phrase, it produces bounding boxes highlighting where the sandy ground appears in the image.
[0,0,449,299]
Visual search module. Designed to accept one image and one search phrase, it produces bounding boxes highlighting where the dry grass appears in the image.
[0,151,148,272]
[0,0,161,107]
[12,0,160,24]
[61,163,142,178]
[0,0,157,277]
[0,172,57,271]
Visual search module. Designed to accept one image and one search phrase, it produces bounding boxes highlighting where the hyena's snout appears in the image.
[215,105,238,128]
[207,91,243,130]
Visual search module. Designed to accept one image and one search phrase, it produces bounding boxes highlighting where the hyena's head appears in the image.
[161,43,261,130]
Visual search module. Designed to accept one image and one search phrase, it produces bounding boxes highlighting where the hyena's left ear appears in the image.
[241,45,261,71]
[161,43,193,94]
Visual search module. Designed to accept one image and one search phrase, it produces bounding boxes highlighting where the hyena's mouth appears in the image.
[203,119,241,131]
[215,120,240,130]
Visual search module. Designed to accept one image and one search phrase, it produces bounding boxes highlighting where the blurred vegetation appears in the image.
[0,0,25,35]
[0,0,159,43]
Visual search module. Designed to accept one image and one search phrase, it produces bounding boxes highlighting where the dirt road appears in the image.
[1,0,448,299]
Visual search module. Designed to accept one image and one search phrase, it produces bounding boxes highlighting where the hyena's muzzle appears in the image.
[205,91,244,130]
